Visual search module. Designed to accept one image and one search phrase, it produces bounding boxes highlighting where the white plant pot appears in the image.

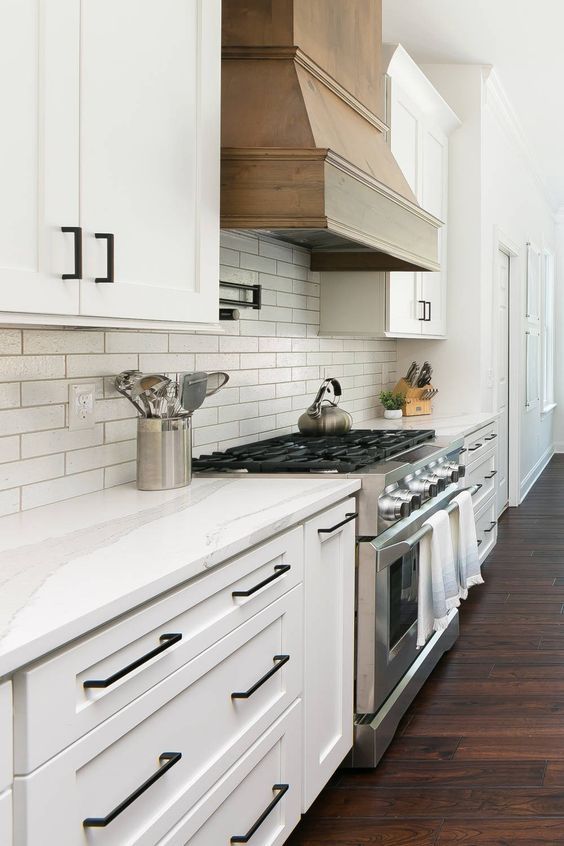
[383,409,403,420]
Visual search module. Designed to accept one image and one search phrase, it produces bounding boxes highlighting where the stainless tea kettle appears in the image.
[298,377,352,436]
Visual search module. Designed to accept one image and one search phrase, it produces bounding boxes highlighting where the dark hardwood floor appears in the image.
[288,455,564,845]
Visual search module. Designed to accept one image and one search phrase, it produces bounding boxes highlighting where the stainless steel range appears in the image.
[193,427,466,767]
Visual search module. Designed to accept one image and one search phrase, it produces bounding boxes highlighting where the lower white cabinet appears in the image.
[475,497,498,564]
[158,700,302,846]
[0,789,12,846]
[0,682,12,793]
[303,499,356,810]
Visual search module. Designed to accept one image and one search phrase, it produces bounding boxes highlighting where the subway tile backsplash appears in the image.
[0,232,397,514]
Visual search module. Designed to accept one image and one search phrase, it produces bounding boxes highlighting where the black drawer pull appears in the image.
[61,226,83,280]
[83,633,182,689]
[484,470,498,479]
[95,232,114,283]
[459,448,467,455]
[83,751,181,828]
[477,539,483,547]
[418,299,426,321]
[426,300,432,321]
[318,512,358,535]
[232,654,289,700]
[231,784,289,843]
[484,521,497,534]
[485,433,497,440]
[468,443,483,452]
[232,564,291,598]
[473,483,483,492]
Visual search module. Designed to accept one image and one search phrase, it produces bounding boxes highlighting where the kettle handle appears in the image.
[306,378,342,418]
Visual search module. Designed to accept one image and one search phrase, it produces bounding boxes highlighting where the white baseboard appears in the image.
[553,442,564,454]
[519,445,554,502]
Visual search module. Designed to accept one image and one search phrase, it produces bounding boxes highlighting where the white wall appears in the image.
[397,64,555,501]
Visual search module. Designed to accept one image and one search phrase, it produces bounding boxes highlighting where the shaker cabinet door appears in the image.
[303,499,356,811]
[420,125,448,336]
[0,0,80,316]
[79,0,220,324]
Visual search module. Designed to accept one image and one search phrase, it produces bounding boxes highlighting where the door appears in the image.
[79,0,220,323]
[497,249,510,515]
[420,125,448,336]
[0,0,80,316]
[303,501,356,811]
[387,272,424,335]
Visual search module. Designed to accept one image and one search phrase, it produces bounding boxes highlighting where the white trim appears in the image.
[520,445,554,502]
[492,227,520,509]
[542,402,557,418]
[553,442,564,454]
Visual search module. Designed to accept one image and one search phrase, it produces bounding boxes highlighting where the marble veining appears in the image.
[0,476,360,676]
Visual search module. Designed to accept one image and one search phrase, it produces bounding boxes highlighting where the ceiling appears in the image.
[382,0,563,208]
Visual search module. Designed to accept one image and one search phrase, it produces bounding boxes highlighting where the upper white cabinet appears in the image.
[386,44,460,339]
[0,0,220,328]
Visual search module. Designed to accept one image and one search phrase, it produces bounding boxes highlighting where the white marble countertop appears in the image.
[359,412,499,440]
[0,476,360,677]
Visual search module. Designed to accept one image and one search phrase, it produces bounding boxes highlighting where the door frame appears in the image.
[492,226,520,509]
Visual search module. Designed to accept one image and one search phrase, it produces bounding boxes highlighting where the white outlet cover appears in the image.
[68,383,96,430]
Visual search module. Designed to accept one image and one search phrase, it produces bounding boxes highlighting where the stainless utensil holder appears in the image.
[137,417,191,491]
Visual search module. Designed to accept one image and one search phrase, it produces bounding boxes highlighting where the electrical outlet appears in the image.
[68,383,96,430]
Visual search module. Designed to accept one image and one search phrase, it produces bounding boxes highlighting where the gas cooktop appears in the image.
[192,429,435,474]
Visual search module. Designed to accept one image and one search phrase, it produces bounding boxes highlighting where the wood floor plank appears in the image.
[382,736,461,760]
[338,761,547,788]
[403,714,564,737]
[455,736,564,760]
[285,819,442,845]
[437,820,564,844]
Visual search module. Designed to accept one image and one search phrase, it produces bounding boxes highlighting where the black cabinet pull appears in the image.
[95,232,114,283]
[484,433,497,441]
[418,299,426,321]
[83,633,182,689]
[425,300,432,321]
[484,470,498,480]
[484,521,497,534]
[468,443,483,452]
[83,751,181,828]
[477,539,483,547]
[318,512,358,536]
[232,654,289,700]
[474,483,483,492]
[61,226,82,280]
[230,784,289,843]
[232,564,291,598]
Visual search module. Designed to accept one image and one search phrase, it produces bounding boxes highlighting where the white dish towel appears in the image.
[449,489,484,599]
[417,510,460,648]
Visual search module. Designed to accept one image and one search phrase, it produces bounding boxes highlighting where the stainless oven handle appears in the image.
[375,484,481,572]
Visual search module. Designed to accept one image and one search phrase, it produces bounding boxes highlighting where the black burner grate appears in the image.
[192,429,435,474]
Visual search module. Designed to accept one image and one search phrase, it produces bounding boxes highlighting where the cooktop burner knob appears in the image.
[436,462,461,484]
[406,474,444,500]
[379,491,418,521]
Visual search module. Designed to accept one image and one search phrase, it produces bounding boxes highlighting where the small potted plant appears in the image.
[379,390,405,420]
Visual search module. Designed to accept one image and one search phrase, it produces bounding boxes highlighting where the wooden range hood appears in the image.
[221,0,441,272]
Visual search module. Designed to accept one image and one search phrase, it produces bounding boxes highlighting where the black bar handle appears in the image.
[418,299,426,321]
[484,470,498,479]
[426,300,432,321]
[231,784,289,843]
[61,226,82,280]
[477,539,483,547]
[83,633,182,689]
[484,521,497,534]
[232,564,291,599]
[318,512,358,536]
[83,752,181,828]
[231,654,289,700]
[468,443,483,452]
[484,433,498,441]
[474,483,483,492]
[95,232,114,283]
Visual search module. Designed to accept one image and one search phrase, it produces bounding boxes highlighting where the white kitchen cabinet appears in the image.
[0,682,12,794]
[0,0,80,317]
[386,44,459,339]
[302,499,356,810]
[0,0,220,329]
[0,789,12,846]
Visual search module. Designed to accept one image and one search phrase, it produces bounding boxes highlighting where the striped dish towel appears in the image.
[417,510,460,647]
[449,489,484,599]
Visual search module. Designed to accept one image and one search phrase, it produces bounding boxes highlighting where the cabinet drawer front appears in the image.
[0,789,12,846]
[15,527,302,773]
[0,682,12,792]
[468,449,497,513]
[475,498,497,563]
[158,699,302,846]
[461,421,498,465]
[15,590,303,846]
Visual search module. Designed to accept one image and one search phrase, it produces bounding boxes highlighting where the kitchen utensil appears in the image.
[298,377,353,435]
[179,371,208,414]
[137,417,191,490]
[114,370,147,416]
[131,373,171,418]
[405,361,419,387]
[416,362,433,387]
[205,371,230,396]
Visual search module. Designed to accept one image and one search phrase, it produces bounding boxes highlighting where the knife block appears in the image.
[393,378,434,417]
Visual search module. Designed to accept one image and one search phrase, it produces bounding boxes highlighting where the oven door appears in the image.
[356,484,474,715]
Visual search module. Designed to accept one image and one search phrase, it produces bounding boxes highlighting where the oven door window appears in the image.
[388,547,419,650]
